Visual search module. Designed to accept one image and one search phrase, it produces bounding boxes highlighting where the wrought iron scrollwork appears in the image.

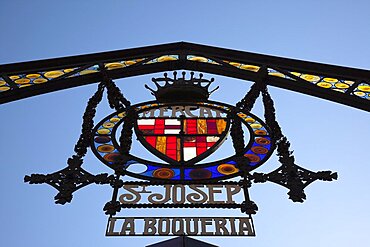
[261,85,283,142]
[25,71,135,204]
[251,85,337,203]
[24,69,337,215]
[101,68,136,173]
[229,75,337,211]
[235,78,265,112]
[74,82,105,157]
[252,136,337,202]
[119,107,136,155]
[101,68,131,111]
[24,155,115,204]
[239,176,258,215]
[103,176,124,215]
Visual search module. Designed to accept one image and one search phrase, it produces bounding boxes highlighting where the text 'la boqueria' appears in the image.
[106,217,255,236]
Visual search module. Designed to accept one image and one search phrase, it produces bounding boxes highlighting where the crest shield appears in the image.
[135,105,230,165]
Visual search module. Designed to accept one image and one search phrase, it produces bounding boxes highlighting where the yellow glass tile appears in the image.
[19,84,32,88]
[335,83,349,89]
[317,82,332,88]
[15,78,30,84]
[97,144,115,153]
[197,119,207,134]
[105,62,124,70]
[0,80,6,86]
[269,72,285,78]
[0,86,10,91]
[229,62,241,67]
[189,56,208,63]
[216,119,227,134]
[250,123,262,129]
[124,60,137,66]
[33,78,48,84]
[156,136,167,154]
[26,73,40,79]
[110,117,120,123]
[291,72,301,77]
[238,113,247,118]
[63,68,75,73]
[358,85,370,92]
[44,71,64,78]
[80,70,98,75]
[245,117,255,123]
[158,56,177,62]
[255,130,267,135]
[118,112,126,118]
[240,65,260,72]
[354,91,366,97]
[9,75,20,80]
[97,128,110,134]
[323,77,338,83]
[301,74,320,82]
[103,122,115,128]
[217,164,238,175]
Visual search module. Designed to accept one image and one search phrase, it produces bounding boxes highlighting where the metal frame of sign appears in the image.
[1,42,369,112]
[19,44,340,237]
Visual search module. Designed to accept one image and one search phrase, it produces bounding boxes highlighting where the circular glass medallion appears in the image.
[91,101,274,181]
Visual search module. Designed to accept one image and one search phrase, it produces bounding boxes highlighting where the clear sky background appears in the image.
[1,1,370,246]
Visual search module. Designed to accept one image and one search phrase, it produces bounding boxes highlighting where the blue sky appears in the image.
[1,1,370,246]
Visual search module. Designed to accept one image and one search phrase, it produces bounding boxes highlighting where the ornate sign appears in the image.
[91,100,273,181]
[25,70,337,238]
[106,217,255,236]
[118,184,242,205]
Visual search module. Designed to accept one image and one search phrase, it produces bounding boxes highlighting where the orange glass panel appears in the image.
[153,168,174,179]
[197,119,207,134]
[216,119,227,134]
[156,136,167,154]
[217,164,239,175]
[177,138,181,161]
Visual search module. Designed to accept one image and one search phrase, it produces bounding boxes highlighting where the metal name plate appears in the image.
[106,217,255,237]
[119,184,242,205]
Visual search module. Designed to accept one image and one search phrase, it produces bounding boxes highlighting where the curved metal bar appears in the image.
[1,42,369,111]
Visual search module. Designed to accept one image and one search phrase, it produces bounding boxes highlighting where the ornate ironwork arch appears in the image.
[1,42,369,111]
[3,42,355,224]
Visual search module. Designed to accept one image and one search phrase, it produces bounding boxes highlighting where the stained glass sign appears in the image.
[24,69,337,239]
[91,101,273,182]
[135,105,229,164]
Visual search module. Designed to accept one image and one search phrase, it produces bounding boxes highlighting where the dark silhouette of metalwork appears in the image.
[1,42,369,112]
[24,70,337,219]
[146,236,218,247]
[145,71,218,102]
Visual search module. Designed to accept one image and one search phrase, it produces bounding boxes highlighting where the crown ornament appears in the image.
[145,71,219,102]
